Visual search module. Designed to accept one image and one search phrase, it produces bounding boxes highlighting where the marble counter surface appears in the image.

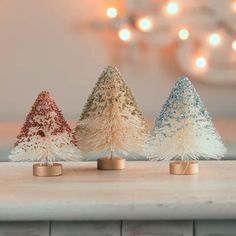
[0,161,235,221]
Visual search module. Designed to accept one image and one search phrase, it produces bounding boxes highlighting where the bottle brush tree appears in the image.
[149,77,226,174]
[74,66,148,170]
[9,91,80,176]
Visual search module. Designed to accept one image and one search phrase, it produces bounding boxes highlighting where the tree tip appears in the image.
[37,90,52,98]
[177,76,190,82]
[103,65,121,77]
[175,76,193,87]
[105,65,119,71]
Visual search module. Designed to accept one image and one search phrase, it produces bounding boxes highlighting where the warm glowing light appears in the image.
[232,1,236,11]
[232,40,236,50]
[178,29,189,40]
[136,17,153,32]
[166,2,179,15]
[208,33,221,46]
[195,57,207,69]
[118,28,131,41]
[106,7,117,18]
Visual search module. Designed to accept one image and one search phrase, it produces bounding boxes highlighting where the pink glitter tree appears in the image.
[9,91,80,165]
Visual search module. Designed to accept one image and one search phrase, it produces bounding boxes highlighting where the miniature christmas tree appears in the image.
[74,66,147,170]
[9,91,80,176]
[149,77,226,174]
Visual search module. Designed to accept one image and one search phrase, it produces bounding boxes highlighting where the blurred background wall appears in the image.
[0,0,236,121]
[0,0,235,157]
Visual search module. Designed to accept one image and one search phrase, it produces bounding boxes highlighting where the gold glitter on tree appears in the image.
[74,66,148,159]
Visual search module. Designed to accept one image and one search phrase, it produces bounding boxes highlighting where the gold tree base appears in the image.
[33,163,63,177]
[97,157,125,170]
[169,161,199,175]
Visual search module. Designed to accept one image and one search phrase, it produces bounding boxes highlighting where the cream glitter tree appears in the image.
[149,77,226,175]
[74,66,148,170]
[9,91,80,176]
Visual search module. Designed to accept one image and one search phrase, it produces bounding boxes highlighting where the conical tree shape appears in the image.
[74,66,148,159]
[9,91,80,163]
[149,77,226,161]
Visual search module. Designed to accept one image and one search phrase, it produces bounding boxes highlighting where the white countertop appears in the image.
[0,161,235,221]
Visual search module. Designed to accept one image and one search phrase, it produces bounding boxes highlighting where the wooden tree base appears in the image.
[33,163,63,177]
[169,161,199,175]
[97,157,125,170]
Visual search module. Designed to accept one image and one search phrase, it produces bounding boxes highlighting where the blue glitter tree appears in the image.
[149,77,226,161]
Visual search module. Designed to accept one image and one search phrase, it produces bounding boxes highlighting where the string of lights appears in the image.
[91,0,236,84]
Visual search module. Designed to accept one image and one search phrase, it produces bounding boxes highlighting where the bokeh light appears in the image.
[166,2,179,15]
[136,17,153,32]
[178,29,189,40]
[208,33,221,46]
[195,57,207,69]
[118,28,131,41]
[106,7,117,18]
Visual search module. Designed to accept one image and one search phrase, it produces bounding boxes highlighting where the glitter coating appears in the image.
[9,91,80,163]
[74,66,148,159]
[149,77,226,161]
